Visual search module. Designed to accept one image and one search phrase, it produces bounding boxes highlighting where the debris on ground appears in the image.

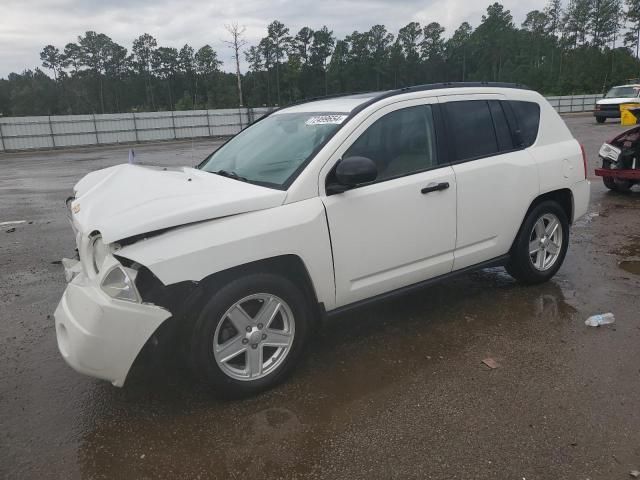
[482,358,500,369]
[0,220,26,226]
[6,228,16,233]
[630,470,640,478]
[585,313,616,327]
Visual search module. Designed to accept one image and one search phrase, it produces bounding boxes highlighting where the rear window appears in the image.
[443,100,499,161]
[508,101,540,147]
[488,100,514,151]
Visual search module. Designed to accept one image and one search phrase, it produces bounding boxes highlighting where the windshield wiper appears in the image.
[213,169,249,183]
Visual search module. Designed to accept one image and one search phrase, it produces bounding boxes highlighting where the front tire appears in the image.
[190,273,311,397]
[596,116,606,124]
[602,159,633,192]
[506,201,570,285]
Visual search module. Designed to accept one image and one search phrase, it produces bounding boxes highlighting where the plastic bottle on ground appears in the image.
[585,313,615,327]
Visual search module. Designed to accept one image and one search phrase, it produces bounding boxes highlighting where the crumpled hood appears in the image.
[70,164,286,243]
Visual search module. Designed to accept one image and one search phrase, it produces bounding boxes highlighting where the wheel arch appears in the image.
[510,188,574,253]
[132,254,325,365]
[125,253,324,381]
[173,255,324,332]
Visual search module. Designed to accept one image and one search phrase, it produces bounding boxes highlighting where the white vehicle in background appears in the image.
[594,83,640,123]
[54,82,591,397]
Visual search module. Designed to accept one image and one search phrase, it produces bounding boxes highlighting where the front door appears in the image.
[320,99,457,307]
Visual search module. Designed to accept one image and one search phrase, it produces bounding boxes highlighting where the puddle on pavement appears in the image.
[611,236,640,275]
[72,269,578,479]
[619,260,640,275]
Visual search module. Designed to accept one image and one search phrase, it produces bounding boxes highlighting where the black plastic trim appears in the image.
[501,100,525,148]
[325,254,510,318]
[432,103,451,166]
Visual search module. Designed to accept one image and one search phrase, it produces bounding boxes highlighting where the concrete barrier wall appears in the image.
[0,95,601,153]
[0,107,271,152]
[544,94,602,113]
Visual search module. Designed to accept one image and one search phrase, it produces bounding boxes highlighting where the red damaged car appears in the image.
[596,121,640,192]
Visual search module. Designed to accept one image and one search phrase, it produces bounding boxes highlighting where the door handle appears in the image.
[421,182,450,194]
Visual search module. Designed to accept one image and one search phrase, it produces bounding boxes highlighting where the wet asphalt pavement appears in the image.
[1,115,639,479]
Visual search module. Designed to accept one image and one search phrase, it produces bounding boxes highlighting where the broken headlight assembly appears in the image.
[598,143,621,163]
[101,265,140,303]
[91,235,111,273]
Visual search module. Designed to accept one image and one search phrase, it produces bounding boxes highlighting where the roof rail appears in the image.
[279,89,382,110]
[281,81,531,112]
[393,81,531,92]
[348,82,530,118]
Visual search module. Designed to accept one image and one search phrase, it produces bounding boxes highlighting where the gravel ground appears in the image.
[0,115,639,479]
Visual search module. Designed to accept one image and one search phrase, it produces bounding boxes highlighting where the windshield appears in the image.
[605,86,639,98]
[199,112,348,188]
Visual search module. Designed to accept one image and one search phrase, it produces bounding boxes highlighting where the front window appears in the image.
[199,112,347,188]
[605,86,639,99]
[343,105,438,182]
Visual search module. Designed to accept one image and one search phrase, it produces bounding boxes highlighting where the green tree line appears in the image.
[3,0,640,116]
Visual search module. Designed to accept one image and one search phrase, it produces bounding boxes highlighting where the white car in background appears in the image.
[54,82,591,397]
[594,83,640,123]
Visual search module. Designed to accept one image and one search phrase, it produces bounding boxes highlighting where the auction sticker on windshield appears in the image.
[305,115,348,126]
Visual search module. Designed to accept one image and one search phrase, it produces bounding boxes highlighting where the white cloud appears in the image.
[0,0,546,78]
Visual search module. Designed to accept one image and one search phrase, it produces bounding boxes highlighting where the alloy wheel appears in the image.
[213,293,295,381]
[528,213,563,272]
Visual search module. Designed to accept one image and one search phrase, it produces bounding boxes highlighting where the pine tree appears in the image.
[564,0,593,46]
[590,0,623,47]
[625,0,640,56]
[545,0,564,37]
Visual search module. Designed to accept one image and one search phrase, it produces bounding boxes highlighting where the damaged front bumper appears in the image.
[594,168,640,180]
[54,256,171,386]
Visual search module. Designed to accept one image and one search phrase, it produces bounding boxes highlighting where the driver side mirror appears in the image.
[327,156,378,195]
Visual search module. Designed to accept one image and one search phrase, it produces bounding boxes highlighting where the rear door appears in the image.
[440,95,540,270]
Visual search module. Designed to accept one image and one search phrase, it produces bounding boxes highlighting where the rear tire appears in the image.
[506,201,570,285]
[596,116,606,124]
[190,273,311,397]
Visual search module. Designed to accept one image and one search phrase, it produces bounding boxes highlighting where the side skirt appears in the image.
[325,254,510,319]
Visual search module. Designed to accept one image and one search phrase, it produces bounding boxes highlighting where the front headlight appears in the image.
[91,236,110,273]
[101,266,140,303]
[598,143,621,163]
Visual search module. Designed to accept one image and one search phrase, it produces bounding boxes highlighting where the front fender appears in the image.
[117,198,336,310]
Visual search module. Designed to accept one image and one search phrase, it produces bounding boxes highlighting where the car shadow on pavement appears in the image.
[76,269,579,479]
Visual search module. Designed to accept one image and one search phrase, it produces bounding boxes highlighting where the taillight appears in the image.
[580,144,588,179]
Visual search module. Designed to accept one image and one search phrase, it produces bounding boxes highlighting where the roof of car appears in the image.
[275,82,531,114]
[273,92,386,114]
[612,84,640,88]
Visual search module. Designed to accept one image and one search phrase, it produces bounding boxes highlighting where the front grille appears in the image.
[598,104,620,112]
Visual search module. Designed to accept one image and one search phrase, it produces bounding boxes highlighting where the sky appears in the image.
[0,0,547,78]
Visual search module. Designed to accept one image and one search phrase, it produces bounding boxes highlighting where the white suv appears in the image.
[54,83,591,396]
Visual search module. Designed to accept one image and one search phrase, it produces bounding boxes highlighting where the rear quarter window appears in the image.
[509,101,541,147]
